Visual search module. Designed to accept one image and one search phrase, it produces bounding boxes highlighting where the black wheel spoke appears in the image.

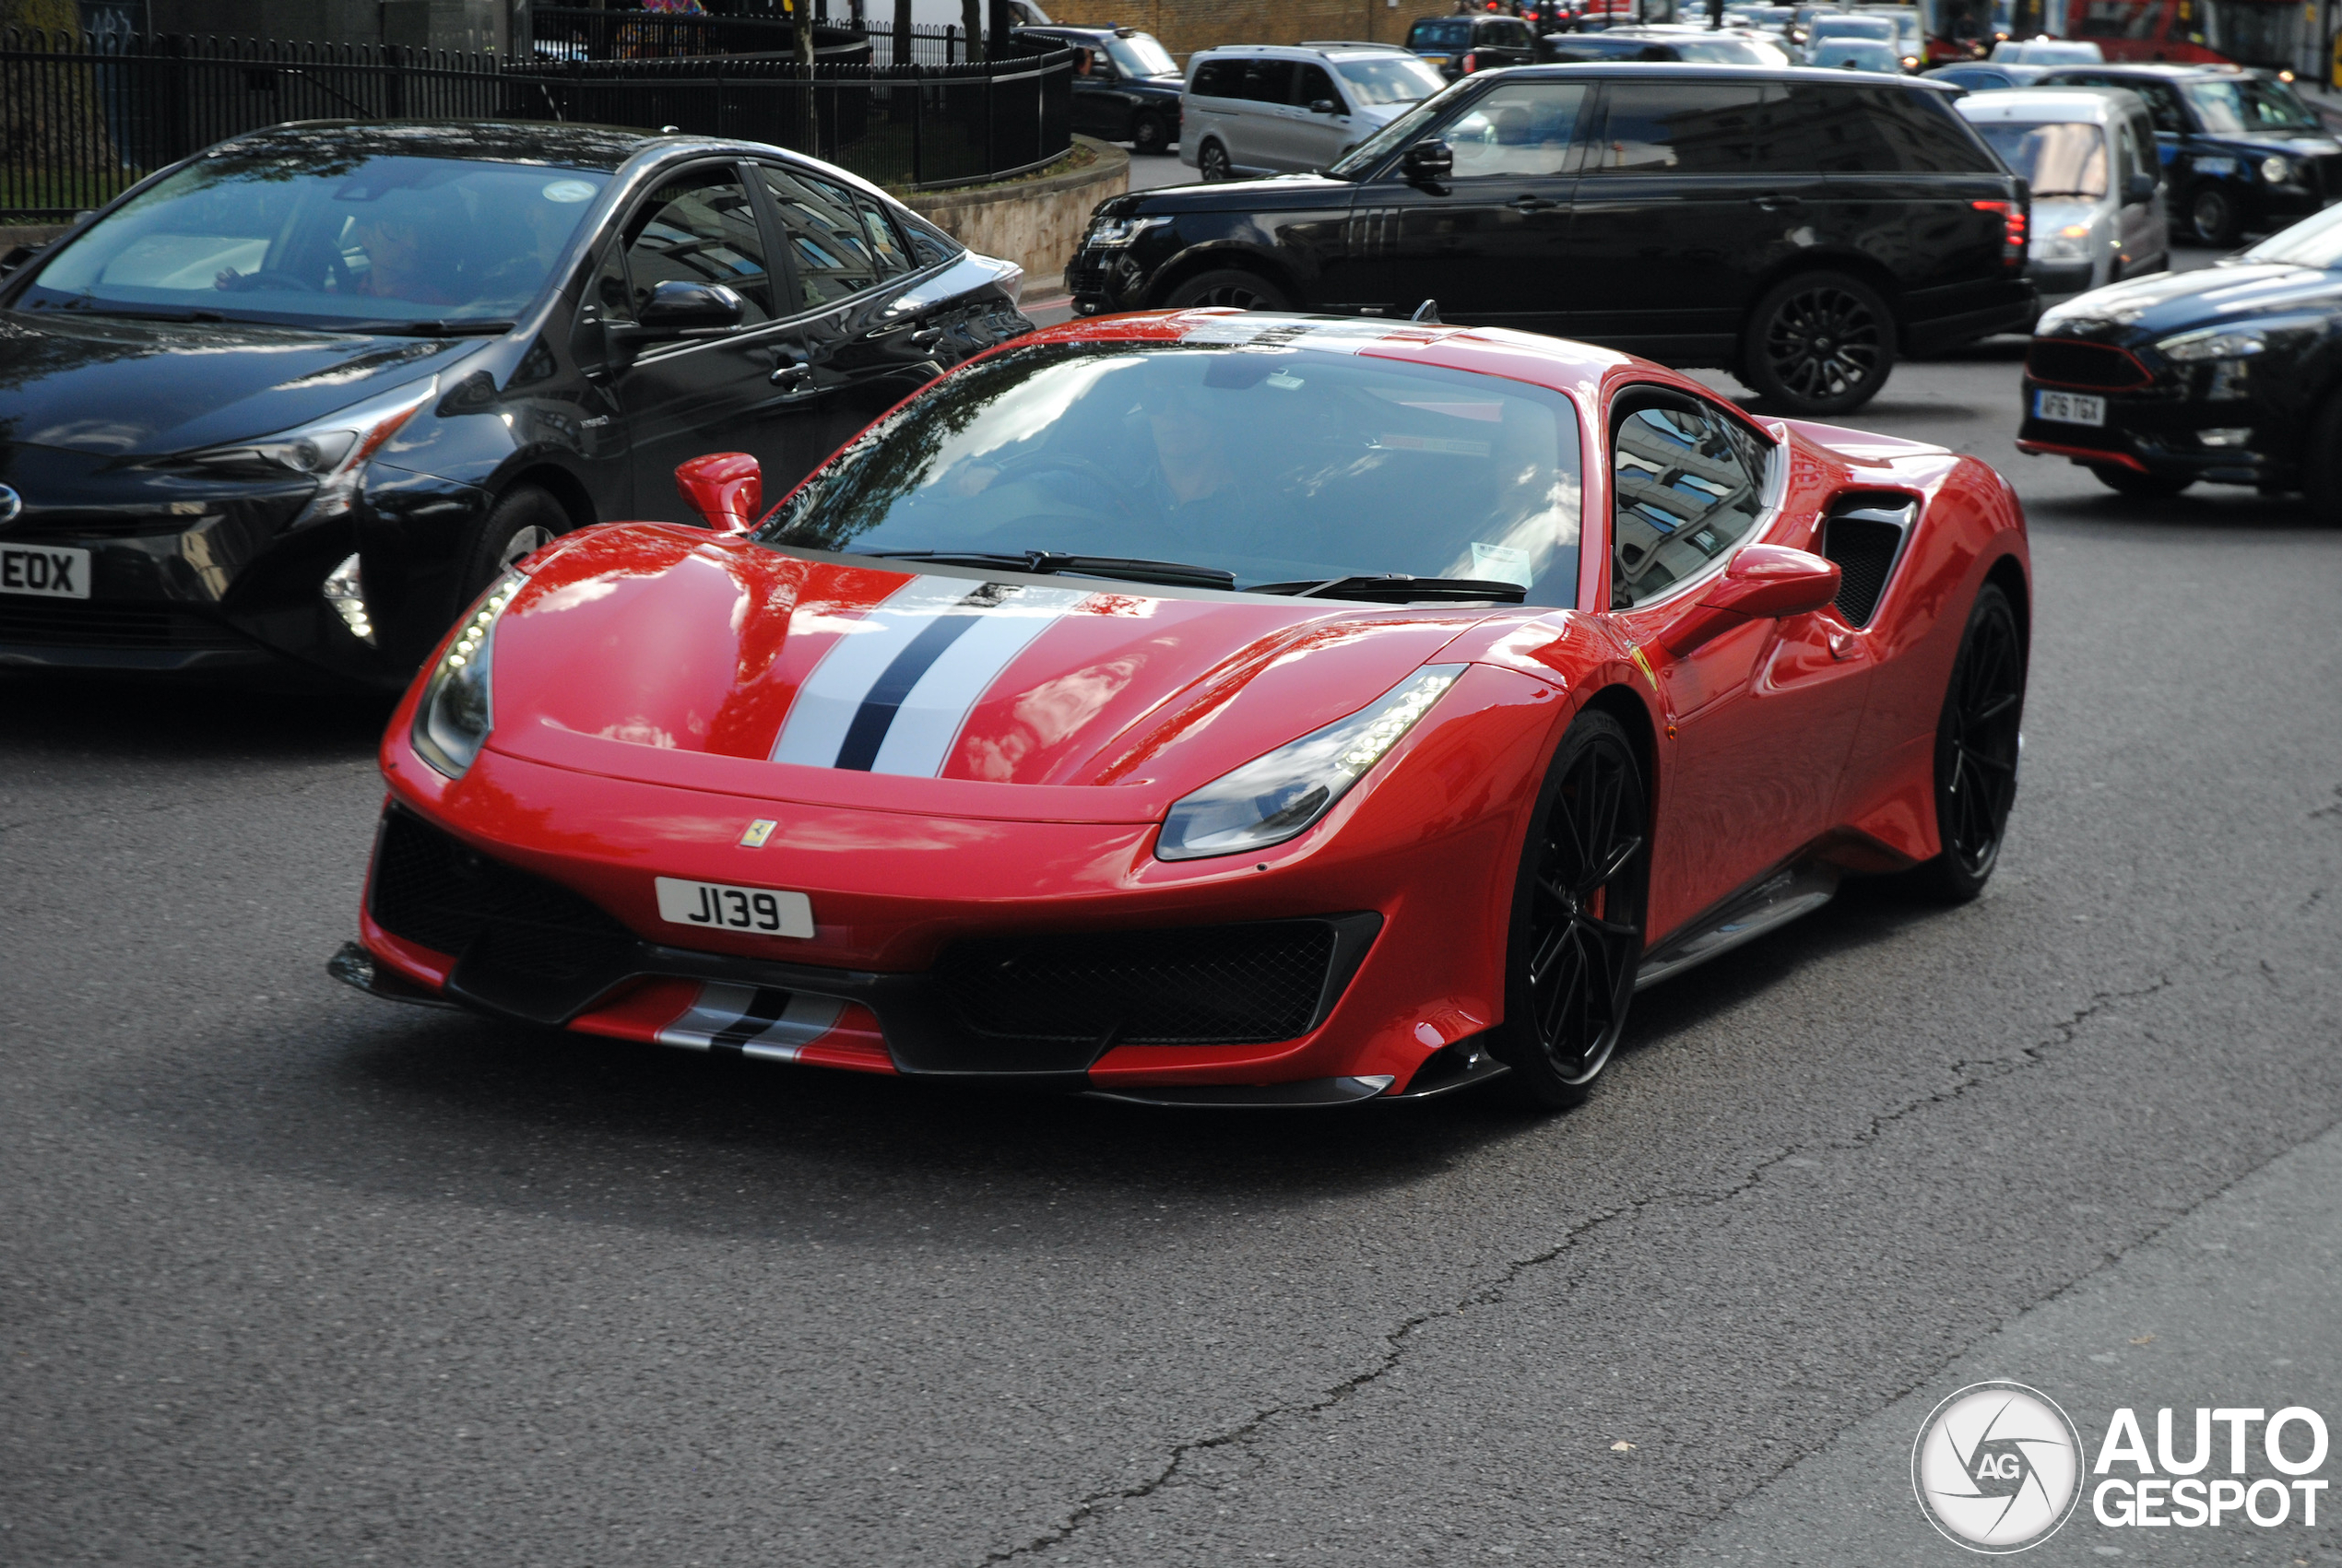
[1577,832,1645,897]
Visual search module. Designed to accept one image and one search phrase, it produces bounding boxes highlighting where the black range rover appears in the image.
[1068,63,2037,414]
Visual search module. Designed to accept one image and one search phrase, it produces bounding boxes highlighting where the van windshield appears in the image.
[1326,77,1473,176]
[1333,54,1448,105]
[1973,120,2108,197]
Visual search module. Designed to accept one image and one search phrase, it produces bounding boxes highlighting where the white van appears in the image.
[1179,43,1448,181]
[1958,88,2169,307]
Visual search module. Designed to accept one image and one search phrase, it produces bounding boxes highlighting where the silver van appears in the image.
[1958,88,2170,308]
[1180,43,1448,181]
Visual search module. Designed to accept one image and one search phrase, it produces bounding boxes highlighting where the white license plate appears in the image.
[0,542,90,599]
[2033,389,2106,427]
[655,877,814,938]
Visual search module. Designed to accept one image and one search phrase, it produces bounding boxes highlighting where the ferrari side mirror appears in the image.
[675,451,763,533]
[1659,543,1841,656]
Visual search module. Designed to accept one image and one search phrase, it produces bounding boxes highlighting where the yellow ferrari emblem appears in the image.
[739,819,777,848]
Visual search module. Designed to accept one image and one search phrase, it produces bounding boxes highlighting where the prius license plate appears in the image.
[0,542,90,599]
[655,877,814,937]
[2033,389,2106,427]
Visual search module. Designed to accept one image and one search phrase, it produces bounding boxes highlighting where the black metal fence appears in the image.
[0,29,1073,219]
[529,8,989,69]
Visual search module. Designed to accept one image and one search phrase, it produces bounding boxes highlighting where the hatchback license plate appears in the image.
[655,877,814,937]
[0,542,90,599]
[2034,389,2106,427]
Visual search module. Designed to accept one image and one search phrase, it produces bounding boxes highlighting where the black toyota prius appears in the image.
[0,121,1031,687]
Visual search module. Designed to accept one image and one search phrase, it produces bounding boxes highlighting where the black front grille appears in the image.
[0,598,251,650]
[370,810,636,984]
[936,920,1342,1045]
[2027,338,2150,390]
[1065,256,1108,295]
[1823,513,1905,627]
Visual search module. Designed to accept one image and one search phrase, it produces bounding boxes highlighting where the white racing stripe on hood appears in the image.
[771,574,1088,775]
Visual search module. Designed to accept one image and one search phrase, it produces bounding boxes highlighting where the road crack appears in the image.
[979,975,2176,1564]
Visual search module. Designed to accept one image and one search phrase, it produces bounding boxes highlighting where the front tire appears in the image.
[458,485,568,602]
[1910,583,2025,903]
[2187,183,2240,247]
[1131,112,1170,155]
[1740,270,1897,416]
[1161,266,1291,312]
[1490,710,1650,1111]
[2089,464,2194,498]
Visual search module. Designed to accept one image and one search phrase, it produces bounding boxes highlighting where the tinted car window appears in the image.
[1595,82,1764,174]
[1191,58,1238,97]
[856,196,913,278]
[757,165,881,308]
[1239,58,1296,102]
[1480,18,1536,46]
[1295,64,1339,107]
[1758,84,1989,171]
[1611,399,1768,607]
[1449,82,1590,178]
[1862,86,1999,171]
[623,168,773,323]
[900,211,961,270]
[1412,18,1473,47]
[768,339,1585,605]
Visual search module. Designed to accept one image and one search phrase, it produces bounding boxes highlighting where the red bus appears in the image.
[2064,0,2302,66]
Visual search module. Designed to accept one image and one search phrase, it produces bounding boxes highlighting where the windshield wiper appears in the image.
[1248,573,1529,604]
[849,548,1236,591]
[348,319,515,336]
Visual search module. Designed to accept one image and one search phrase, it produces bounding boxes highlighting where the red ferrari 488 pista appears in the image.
[334,311,2029,1109]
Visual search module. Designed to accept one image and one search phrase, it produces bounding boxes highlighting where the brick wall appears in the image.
[1039,0,1460,60]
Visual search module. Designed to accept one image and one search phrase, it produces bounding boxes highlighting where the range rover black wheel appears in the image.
[1198,139,1232,181]
[1910,583,2026,903]
[2089,464,2194,498]
[1161,267,1290,312]
[1490,710,1649,1112]
[1740,270,1897,417]
[2187,183,2240,247]
[1131,112,1170,155]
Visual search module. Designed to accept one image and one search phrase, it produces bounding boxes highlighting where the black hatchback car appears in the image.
[1406,13,1542,79]
[2036,65,2342,245]
[1011,25,1186,155]
[1068,64,2035,414]
[0,121,1030,687]
[2018,202,2342,506]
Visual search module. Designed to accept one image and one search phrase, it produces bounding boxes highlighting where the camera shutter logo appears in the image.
[0,485,20,525]
[1912,1381,2084,1552]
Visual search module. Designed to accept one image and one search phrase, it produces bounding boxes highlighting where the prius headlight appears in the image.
[185,376,435,525]
[411,568,523,779]
[1155,665,1464,862]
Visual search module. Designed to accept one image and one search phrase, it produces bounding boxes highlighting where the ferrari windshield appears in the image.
[19,152,609,329]
[763,335,1584,605]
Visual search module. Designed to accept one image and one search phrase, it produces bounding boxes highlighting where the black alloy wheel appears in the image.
[2187,183,2241,247]
[1161,266,1292,312]
[457,484,570,603]
[2088,463,2194,498]
[1741,270,1896,417]
[1913,583,2025,902]
[1198,139,1233,181]
[1491,710,1650,1110]
[1131,112,1169,155]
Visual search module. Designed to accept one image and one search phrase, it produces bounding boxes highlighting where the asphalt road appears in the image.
[6,258,2340,1568]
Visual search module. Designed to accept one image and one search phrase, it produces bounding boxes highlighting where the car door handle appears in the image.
[908,326,944,349]
[770,362,814,390]
[1508,195,1559,212]
[1752,194,1804,211]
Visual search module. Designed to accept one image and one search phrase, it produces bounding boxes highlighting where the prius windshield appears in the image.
[764,335,1585,605]
[19,151,609,329]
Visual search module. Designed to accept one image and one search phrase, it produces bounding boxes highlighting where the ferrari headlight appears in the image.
[185,376,436,525]
[2157,325,2270,360]
[411,568,523,779]
[2260,154,2293,183]
[1155,665,1464,862]
[1084,216,1170,248]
